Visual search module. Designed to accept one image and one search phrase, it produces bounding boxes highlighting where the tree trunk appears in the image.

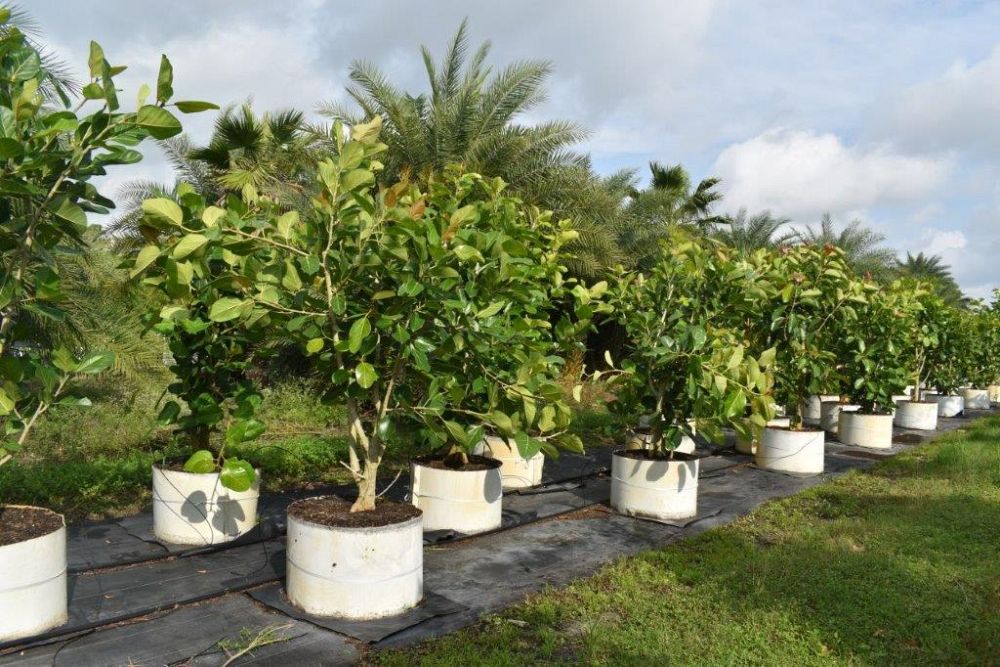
[350,458,379,512]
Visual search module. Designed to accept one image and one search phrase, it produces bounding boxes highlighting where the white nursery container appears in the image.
[962,388,990,410]
[152,466,260,545]
[936,394,964,417]
[285,500,423,619]
[800,396,826,426]
[735,417,790,455]
[988,384,1000,404]
[0,506,67,642]
[756,427,825,474]
[610,451,699,520]
[820,401,859,434]
[411,457,503,534]
[473,436,544,489]
[838,412,893,449]
[894,401,938,430]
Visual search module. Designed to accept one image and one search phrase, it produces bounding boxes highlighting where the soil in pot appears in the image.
[287,496,421,528]
[414,454,502,472]
[615,449,700,462]
[0,506,63,547]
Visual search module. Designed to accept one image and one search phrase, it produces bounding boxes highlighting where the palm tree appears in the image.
[106,104,314,251]
[793,214,897,281]
[712,208,791,255]
[895,252,966,307]
[318,19,590,199]
[636,162,727,229]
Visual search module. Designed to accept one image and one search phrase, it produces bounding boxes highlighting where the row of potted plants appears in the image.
[4,25,1000,638]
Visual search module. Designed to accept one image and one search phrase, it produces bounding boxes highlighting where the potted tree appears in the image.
[132,191,269,545]
[747,244,863,473]
[140,118,590,619]
[0,25,205,640]
[893,282,946,430]
[961,306,1000,410]
[836,282,911,448]
[608,240,775,520]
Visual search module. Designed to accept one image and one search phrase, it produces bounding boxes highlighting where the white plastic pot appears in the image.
[820,401,859,434]
[962,388,990,410]
[610,450,699,520]
[936,394,964,417]
[756,427,825,474]
[893,401,938,430]
[152,466,260,545]
[285,500,423,619]
[735,417,791,455]
[892,394,911,404]
[988,384,1000,404]
[838,412,893,449]
[473,436,544,489]
[625,430,696,455]
[410,458,503,534]
[0,506,67,642]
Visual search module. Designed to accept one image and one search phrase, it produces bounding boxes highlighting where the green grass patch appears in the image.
[375,418,1000,666]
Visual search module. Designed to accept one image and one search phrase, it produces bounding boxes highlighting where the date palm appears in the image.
[896,252,966,307]
[793,214,896,281]
[712,209,792,255]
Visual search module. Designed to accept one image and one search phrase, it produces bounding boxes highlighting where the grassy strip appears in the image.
[375,417,1000,666]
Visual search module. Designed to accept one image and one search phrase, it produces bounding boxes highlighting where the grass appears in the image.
[374,417,1000,666]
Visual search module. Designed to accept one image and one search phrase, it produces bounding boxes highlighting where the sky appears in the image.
[27,0,1000,298]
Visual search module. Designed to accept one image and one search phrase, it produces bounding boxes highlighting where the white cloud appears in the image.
[882,46,1000,154]
[918,229,967,257]
[712,129,951,220]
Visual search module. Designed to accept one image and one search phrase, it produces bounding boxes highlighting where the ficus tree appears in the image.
[924,304,968,396]
[836,280,912,414]
[606,239,776,453]
[961,302,1000,389]
[895,280,948,402]
[134,117,595,512]
[131,186,267,492]
[0,14,212,468]
[747,244,866,427]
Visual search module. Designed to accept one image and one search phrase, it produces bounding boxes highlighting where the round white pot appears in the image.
[936,394,964,417]
[800,396,823,426]
[962,388,990,410]
[152,466,260,545]
[285,500,423,619]
[893,401,938,430]
[820,401,859,434]
[756,427,825,474]
[735,417,791,455]
[473,436,544,489]
[610,450,699,520]
[0,506,67,642]
[410,457,502,534]
[988,384,1000,404]
[625,430,696,455]
[838,412,893,449]
[892,394,911,404]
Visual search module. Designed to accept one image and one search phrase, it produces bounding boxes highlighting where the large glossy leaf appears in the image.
[137,105,182,139]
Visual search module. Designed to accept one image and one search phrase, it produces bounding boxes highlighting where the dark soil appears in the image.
[614,448,700,462]
[288,496,421,529]
[0,506,64,547]
[414,454,502,472]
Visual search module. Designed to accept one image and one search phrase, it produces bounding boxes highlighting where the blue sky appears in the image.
[28,0,1000,296]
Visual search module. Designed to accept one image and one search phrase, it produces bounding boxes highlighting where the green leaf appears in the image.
[476,301,506,319]
[225,419,266,445]
[444,420,468,444]
[306,338,325,354]
[341,168,374,191]
[142,197,183,226]
[157,400,181,426]
[490,410,514,436]
[172,233,208,259]
[50,199,86,229]
[355,362,377,389]
[183,450,217,474]
[0,137,23,159]
[348,316,372,354]
[88,41,105,78]
[0,388,14,416]
[75,352,115,374]
[453,244,483,262]
[208,297,250,322]
[723,390,747,419]
[514,431,542,459]
[220,458,256,492]
[174,100,219,113]
[156,54,173,103]
[137,105,182,139]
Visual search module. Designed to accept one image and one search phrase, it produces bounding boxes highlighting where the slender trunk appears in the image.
[351,458,379,512]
